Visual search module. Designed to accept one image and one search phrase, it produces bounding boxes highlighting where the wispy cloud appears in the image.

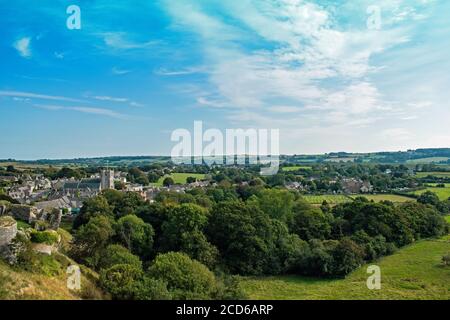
[99,32,158,50]
[112,67,131,75]
[35,104,128,119]
[0,90,85,103]
[13,37,31,58]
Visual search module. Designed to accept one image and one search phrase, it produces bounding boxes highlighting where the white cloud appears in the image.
[13,37,32,58]
[35,104,127,119]
[0,90,84,103]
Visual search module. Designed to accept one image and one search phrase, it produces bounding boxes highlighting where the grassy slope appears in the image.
[0,254,104,300]
[242,236,450,300]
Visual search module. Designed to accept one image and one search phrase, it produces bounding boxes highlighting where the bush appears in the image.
[97,245,142,271]
[30,230,59,245]
[442,254,450,267]
[148,252,218,299]
[115,215,154,259]
[99,264,144,300]
[99,264,171,300]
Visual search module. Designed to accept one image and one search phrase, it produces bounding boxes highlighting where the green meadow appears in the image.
[242,236,450,300]
[282,166,313,172]
[410,186,450,201]
[302,195,351,205]
[152,173,206,186]
[416,172,450,178]
[351,194,415,203]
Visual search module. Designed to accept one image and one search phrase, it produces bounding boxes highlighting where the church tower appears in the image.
[101,169,114,190]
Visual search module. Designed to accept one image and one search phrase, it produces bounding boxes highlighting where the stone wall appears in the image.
[0,216,18,247]
[9,204,37,223]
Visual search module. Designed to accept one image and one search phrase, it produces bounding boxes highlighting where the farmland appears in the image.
[415,172,450,178]
[282,166,312,172]
[151,173,206,186]
[410,186,450,201]
[302,195,351,205]
[242,236,450,300]
[407,157,449,164]
[351,194,415,203]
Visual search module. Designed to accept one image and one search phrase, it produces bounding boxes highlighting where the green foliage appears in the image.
[148,252,217,299]
[72,215,115,267]
[73,195,113,229]
[248,189,295,221]
[30,230,59,245]
[115,215,154,259]
[290,199,332,241]
[163,177,175,187]
[97,245,142,270]
[417,191,440,206]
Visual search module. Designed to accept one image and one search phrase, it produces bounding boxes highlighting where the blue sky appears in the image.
[0,0,449,159]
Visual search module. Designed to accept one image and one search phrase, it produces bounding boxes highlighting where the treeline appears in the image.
[68,183,449,300]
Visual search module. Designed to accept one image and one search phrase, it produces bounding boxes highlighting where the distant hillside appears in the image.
[2,148,450,167]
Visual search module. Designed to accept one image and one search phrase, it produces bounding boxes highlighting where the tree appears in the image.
[186,176,197,184]
[417,191,440,206]
[97,244,142,270]
[248,189,295,222]
[115,215,154,259]
[99,264,143,300]
[73,195,113,229]
[162,204,208,246]
[100,264,171,300]
[207,201,278,275]
[331,238,364,276]
[72,215,115,267]
[161,204,217,267]
[290,200,332,241]
[148,252,218,299]
[163,177,175,187]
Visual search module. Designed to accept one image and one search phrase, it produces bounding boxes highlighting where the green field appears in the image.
[416,172,450,178]
[242,236,450,300]
[410,186,450,201]
[152,173,206,186]
[351,194,415,203]
[282,166,312,172]
[302,195,351,205]
[407,157,449,164]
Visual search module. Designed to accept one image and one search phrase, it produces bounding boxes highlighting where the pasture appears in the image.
[410,186,450,201]
[282,166,312,172]
[415,172,450,178]
[302,195,351,205]
[242,236,450,300]
[407,157,449,164]
[152,173,206,186]
[351,194,415,203]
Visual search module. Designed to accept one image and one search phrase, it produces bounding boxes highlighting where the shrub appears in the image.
[148,252,218,299]
[30,230,59,245]
[97,245,142,270]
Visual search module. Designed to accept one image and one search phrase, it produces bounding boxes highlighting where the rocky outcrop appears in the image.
[0,216,17,248]
[0,204,7,216]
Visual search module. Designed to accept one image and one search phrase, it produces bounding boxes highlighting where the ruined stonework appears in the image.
[0,204,7,216]
[9,204,37,223]
[48,209,62,230]
[0,216,18,247]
